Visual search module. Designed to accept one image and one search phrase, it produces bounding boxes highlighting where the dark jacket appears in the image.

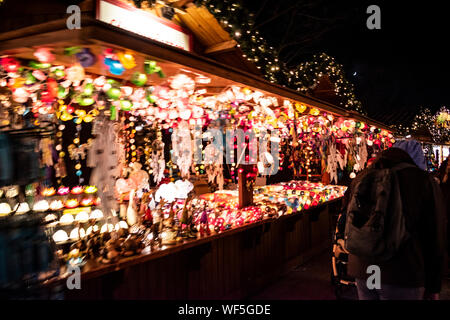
[437,158,450,258]
[346,148,446,293]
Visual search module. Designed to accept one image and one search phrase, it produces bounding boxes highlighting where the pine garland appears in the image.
[194,0,364,114]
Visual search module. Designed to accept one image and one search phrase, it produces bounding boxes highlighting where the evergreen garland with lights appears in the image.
[287,53,364,114]
[194,0,364,114]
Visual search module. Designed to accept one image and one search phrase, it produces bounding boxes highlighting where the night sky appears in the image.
[241,0,450,119]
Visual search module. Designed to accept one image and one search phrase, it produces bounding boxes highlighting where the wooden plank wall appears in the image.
[64,200,342,300]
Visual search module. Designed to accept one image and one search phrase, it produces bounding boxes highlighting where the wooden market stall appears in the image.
[0,0,395,299]
[372,106,450,170]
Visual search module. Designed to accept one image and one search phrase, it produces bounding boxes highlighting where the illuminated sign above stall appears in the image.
[96,0,193,52]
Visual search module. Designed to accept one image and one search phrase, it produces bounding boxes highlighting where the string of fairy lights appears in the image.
[396,107,450,144]
[193,0,365,114]
[0,0,365,113]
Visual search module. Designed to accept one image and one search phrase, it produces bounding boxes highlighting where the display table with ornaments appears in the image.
[42,181,345,299]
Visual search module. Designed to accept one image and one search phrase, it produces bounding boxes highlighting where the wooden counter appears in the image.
[45,198,342,299]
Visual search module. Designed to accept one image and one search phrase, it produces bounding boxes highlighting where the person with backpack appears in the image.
[344,141,446,300]
[437,157,450,277]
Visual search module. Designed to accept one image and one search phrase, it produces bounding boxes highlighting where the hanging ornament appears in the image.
[12,87,29,103]
[60,111,73,121]
[117,51,136,69]
[104,57,125,75]
[77,95,95,107]
[144,60,164,77]
[309,108,320,116]
[106,86,122,100]
[171,121,193,178]
[40,89,55,103]
[34,47,55,63]
[169,74,195,92]
[66,63,85,82]
[146,86,157,103]
[47,78,58,96]
[10,77,26,88]
[25,72,37,84]
[52,68,65,80]
[204,143,224,190]
[75,48,96,67]
[64,46,82,56]
[28,60,51,69]
[0,57,20,73]
[55,124,67,185]
[120,100,133,111]
[32,70,47,81]
[179,108,192,120]
[131,72,148,86]
[150,134,165,184]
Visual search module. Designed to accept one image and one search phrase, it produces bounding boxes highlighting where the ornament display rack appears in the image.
[0,9,394,299]
[46,197,343,300]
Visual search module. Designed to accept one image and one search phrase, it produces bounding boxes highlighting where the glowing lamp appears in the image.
[75,212,89,223]
[53,230,69,243]
[41,187,56,197]
[50,200,64,211]
[84,186,97,194]
[80,198,93,207]
[58,186,70,195]
[33,200,49,212]
[71,186,84,195]
[65,199,79,209]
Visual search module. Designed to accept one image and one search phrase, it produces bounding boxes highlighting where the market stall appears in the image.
[0,1,395,299]
[385,106,450,172]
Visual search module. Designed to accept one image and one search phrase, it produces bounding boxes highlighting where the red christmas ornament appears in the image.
[40,90,54,103]
[47,78,58,97]
[1,57,20,73]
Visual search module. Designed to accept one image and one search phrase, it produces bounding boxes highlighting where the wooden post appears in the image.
[238,164,254,209]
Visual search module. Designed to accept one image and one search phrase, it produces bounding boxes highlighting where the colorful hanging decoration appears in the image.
[171,121,193,179]
[75,48,96,68]
[117,51,136,69]
[150,132,166,184]
[34,48,55,63]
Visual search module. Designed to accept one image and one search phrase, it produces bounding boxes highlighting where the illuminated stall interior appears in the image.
[0,0,395,299]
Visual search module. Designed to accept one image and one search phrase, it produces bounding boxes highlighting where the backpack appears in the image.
[344,162,416,262]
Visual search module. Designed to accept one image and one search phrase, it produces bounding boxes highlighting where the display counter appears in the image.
[39,182,345,299]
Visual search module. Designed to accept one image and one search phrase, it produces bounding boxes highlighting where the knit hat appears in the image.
[393,139,427,170]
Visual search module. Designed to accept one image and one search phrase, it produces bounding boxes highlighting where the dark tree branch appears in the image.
[277,25,336,52]
[253,0,271,21]
[252,1,315,29]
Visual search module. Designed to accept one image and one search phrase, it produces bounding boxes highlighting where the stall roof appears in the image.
[371,107,444,144]
[0,14,392,130]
